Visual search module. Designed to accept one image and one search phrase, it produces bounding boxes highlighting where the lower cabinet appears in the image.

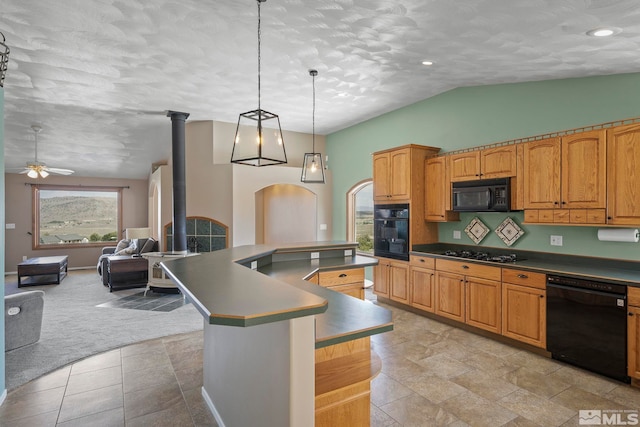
[435,271,465,322]
[435,259,502,334]
[312,267,365,300]
[409,256,435,312]
[466,277,502,334]
[501,269,546,349]
[373,258,409,304]
[628,287,640,379]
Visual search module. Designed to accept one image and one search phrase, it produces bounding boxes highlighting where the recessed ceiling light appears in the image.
[422,60,434,66]
[586,27,622,37]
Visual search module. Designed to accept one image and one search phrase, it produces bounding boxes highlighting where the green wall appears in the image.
[327,72,640,261]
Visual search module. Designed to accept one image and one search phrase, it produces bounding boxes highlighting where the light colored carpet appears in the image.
[4,269,203,391]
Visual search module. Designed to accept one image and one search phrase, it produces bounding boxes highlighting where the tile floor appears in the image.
[2,291,640,426]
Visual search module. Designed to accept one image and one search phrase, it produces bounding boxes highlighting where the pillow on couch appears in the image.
[139,237,156,254]
[114,239,131,253]
[114,239,137,255]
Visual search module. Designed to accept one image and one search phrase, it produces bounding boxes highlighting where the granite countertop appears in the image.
[411,243,640,285]
[161,241,393,348]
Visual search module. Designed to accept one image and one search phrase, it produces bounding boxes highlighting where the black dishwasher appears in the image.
[547,274,629,383]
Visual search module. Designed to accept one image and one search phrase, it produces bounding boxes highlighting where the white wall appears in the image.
[171,119,333,248]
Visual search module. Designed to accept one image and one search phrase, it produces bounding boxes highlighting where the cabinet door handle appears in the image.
[554,201,559,205]
[517,274,528,279]
[462,265,469,269]
[419,259,425,263]
[339,273,347,278]
[630,312,634,317]
[540,295,544,299]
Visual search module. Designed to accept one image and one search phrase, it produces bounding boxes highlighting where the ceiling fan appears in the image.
[18,125,75,178]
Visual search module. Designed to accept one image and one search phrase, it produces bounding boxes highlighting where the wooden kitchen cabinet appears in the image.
[501,269,546,348]
[425,157,459,222]
[523,130,606,224]
[409,255,435,312]
[435,259,502,332]
[373,144,441,247]
[311,268,365,300]
[523,137,561,209]
[627,287,640,379]
[608,123,640,225]
[373,147,411,201]
[435,271,465,322]
[373,258,409,304]
[561,130,606,209]
[449,145,517,182]
[466,276,502,334]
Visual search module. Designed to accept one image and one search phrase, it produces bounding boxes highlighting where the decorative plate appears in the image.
[495,217,525,247]
[464,217,490,244]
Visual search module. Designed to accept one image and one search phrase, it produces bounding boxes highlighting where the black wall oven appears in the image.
[374,204,409,261]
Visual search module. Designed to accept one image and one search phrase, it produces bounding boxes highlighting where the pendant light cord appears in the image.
[257,0,262,112]
[312,71,315,153]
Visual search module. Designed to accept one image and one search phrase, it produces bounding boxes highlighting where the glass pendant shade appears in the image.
[231,109,287,166]
[301,68,325,183]
[230,0,287,167]
[301,153,325,183]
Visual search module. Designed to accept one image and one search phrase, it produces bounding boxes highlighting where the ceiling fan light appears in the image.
[27,169,38,178]
[39,169,49,178]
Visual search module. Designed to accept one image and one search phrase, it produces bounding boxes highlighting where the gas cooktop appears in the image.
[442,250,521,263]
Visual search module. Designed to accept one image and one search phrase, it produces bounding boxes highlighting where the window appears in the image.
[33,185,122,249]
[347,180,373,253]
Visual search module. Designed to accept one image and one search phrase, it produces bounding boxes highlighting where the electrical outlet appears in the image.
[250,261,257,270]
[310,252,320,259]
[453,230,462,240]
[550,235,563,246]
[22,255,28,261]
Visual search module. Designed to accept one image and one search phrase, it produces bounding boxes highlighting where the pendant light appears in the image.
[231,0,287,167]
[301,69,325,183]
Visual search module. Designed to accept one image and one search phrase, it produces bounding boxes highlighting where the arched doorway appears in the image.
[256,184,317,244]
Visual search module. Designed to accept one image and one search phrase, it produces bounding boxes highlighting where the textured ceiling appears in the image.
[3,0,640,178]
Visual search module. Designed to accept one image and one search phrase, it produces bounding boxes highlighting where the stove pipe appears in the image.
[167,111,190,254]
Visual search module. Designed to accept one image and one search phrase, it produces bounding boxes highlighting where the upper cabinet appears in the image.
[425,156,459,222]
[522,137,561,209]
[522,130,607,225]
[607,123,640,225]
[373,145,439,203]
[373,147,411,201]
[561,130,607,209]
[373,144,441,247]
[449,145,517,182]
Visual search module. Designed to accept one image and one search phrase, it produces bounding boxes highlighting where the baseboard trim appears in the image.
[201,386,226,427]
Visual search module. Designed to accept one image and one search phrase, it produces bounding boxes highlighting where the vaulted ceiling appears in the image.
[3,0,640,178]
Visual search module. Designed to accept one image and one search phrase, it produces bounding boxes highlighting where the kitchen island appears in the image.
[161,241,392,427]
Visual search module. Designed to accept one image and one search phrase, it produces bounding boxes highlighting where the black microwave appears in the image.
[452,178,510,212]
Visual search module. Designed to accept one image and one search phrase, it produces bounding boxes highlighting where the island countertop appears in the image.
[161,241,393,348]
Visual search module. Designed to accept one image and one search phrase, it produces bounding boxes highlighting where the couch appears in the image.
[97,237,158,292]
[5,290,45,351]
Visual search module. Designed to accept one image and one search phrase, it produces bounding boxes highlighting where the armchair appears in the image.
[97,236,158,292]
[5,290,45,351]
